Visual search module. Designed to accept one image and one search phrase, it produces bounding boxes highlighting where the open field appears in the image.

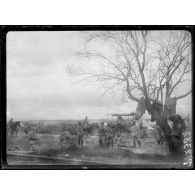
[6,121,184,167]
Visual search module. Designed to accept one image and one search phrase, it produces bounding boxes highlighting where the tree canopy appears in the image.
[67,31,191,105]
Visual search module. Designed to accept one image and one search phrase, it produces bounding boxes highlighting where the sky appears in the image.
[7,31,192,120]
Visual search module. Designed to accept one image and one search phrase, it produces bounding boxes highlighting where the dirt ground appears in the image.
[6,128,184,168]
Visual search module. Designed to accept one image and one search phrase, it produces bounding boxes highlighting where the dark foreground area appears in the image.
[7,152,183,169]
[6,130,186,168]
[7,145,183,168]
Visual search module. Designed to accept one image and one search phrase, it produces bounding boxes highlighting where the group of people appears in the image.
[58,121,115,148]
[116,115,144,148]
[99,120,146,148]
[99,122,114,147]
[8,117,149,149]
[58,122,84,148]
[58,119,145,149]
[7,118,20,136]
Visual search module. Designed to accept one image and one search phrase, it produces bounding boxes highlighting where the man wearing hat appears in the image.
[131,121,141,148]
[77,121,84,146]
[99,122,106,146]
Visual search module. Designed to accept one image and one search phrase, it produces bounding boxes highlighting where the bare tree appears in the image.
[66,30,191,155]
[149,31,191,103]
[67,31,191,104]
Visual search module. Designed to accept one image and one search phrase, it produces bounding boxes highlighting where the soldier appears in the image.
[139,122,143,129]
[8,118,13,134]
[9,118,13,124]
[57,130,70,149]
[116,116,124,136]
[77,122,84,146]
[131,121,141,148]
[155,125,164,145]
[139,122,146,140]
[99,122,106,146]
[28,129,40,150]
[106,124,114,147]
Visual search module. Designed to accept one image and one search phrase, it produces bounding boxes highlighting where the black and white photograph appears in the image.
[5,29,192,168]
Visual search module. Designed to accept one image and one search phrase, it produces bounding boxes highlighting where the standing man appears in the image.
[8,118,13,126]
[8,118,13,128]
[77,122,84,146]
[116,116,124,137]
[9,118,13,124]
[8,118,13,136]
[99,122,106,146]
[139,122,146,140]
[106,124,114,147]
[131,121,141,148]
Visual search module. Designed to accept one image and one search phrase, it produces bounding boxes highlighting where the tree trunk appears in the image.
[145,100,184,158]
[157,118,184,158]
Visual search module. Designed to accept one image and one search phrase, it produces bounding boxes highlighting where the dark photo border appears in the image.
[0,25,194,170]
